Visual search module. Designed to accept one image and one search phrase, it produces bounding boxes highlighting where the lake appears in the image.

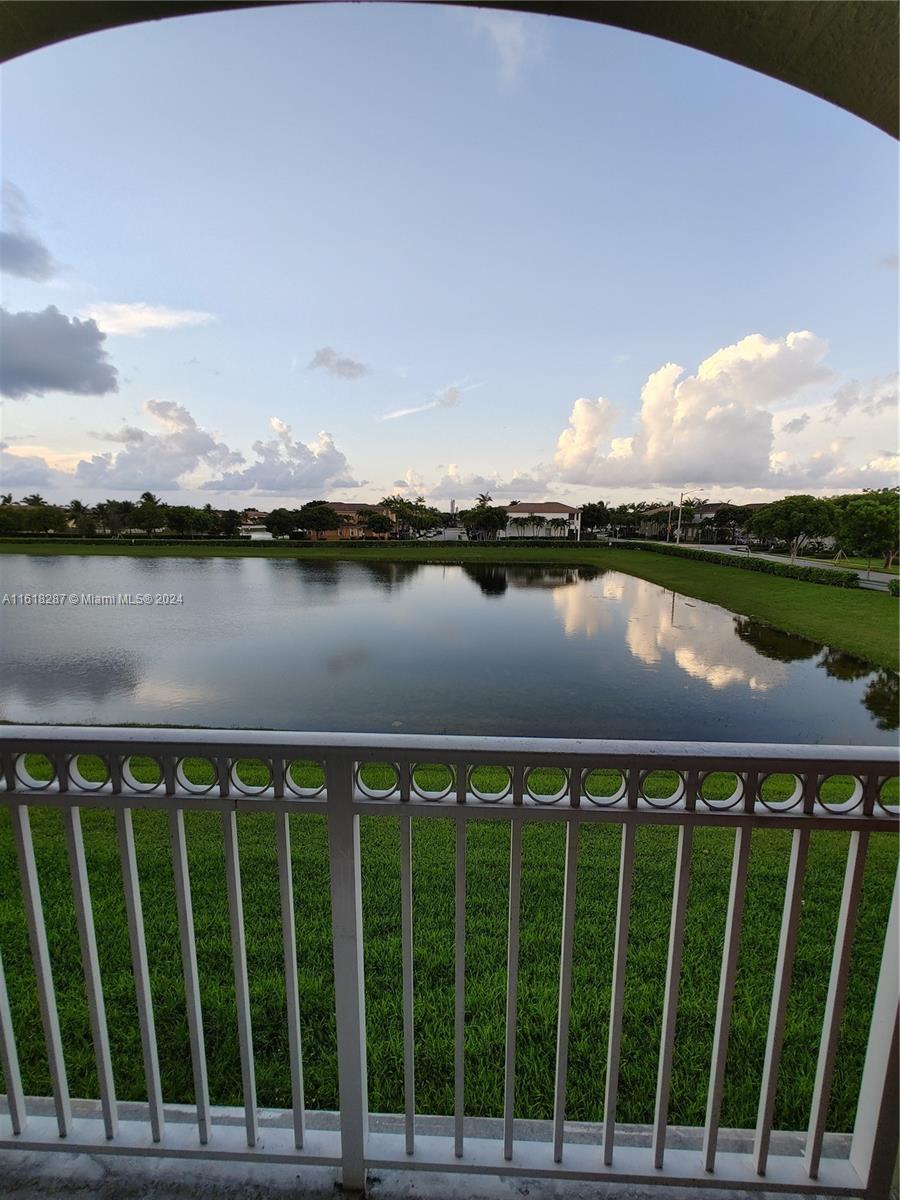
[0,554,895,742]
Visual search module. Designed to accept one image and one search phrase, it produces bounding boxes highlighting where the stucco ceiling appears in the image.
[0,1,897,138]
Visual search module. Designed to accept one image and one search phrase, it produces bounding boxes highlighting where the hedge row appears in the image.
[0,535,254,546]
[615,541,860,588]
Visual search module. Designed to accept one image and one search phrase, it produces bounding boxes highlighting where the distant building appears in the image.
[637,501,768,542]
[500,501,581,539]
[317,502,393,540]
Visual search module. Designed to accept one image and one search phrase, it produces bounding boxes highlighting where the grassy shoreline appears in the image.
[2,540,897,669]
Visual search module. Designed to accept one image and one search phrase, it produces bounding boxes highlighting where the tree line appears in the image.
[0,488,896,567]
[577,491,899,569]
[0,493,243,537]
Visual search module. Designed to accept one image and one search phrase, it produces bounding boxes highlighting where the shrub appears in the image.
[889,578,899,598]
[614,541,860,588]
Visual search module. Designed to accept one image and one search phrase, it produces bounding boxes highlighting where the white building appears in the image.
[500,501,581,538]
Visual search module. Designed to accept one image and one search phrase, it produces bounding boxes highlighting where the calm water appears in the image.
[1,555,896,743]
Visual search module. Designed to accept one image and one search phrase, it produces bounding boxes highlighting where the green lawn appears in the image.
[1,759,897,1133]
[767,551,899,577]
[2,540,896,669]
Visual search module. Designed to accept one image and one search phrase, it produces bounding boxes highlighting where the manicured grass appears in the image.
[2,540,896,669]
[0,758,896,1133]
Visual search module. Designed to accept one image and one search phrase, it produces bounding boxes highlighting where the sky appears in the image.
[0,2,897,510]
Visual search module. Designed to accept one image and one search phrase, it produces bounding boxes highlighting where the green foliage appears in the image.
[263,508,299,538]
[365,512,394,536]
[297,502,342,537]
[217,509,243,537]
[379,495,442,536]
[617,540,860,587]
[833,489,899,567]
[751,495,833,561]
[459,505,509,539]
[579,500,609,531]
[0,503,68,534]
[889,578,899,598]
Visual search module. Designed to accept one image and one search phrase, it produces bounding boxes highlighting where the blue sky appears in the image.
[1,2,897,507]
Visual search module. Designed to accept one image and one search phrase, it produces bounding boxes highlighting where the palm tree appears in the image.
[475,492,492,509]
[1,493,12,505]
[68,499,89,516]
[23,493,46,507]
[510,516,530,538]
[530,514,547,536]
[139,491,163,507]
[548,517,568,538]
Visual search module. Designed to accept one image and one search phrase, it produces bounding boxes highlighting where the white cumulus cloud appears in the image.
[203,416,358,495]
[75,400,242,490]
[552,331,865,489]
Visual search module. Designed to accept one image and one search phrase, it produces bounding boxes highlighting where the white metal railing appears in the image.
[0,725,897,1197]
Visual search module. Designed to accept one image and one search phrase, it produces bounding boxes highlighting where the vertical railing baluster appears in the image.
[222,808,258,1147]
[168,808,211,1144]
[512,764,524,807]
[503,819,523,1161]
[63,805,118,1138]
[455,761,467,805]
[400,814,415,1154]
[454,816,466,1159]
[326,755,368,1193]
[0,942,26,1135]
[702,825,752,1173]
[652,823,694,1168]
[849,864,899,1199]
[552,819,580,1163]
[603,822,636,1165]
[275,812,305,1149]
[10,804,71,1137]
[805,829,869,1178]
[753,827,810,1175]
[116,806,164,1142]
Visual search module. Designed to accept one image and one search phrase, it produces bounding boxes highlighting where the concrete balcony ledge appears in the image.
[0,1098,862,1200]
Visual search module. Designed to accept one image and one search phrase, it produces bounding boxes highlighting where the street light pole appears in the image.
[675,491,685,544]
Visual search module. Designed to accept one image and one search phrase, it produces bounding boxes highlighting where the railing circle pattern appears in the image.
[699,771,745,810]
[525,766,569,804]
[467,765,512,803]
[14,753,56,791]
[67,754,111,792]
[581,767,627,807]
[817,774,864,814]
[757,773,803,813]
[640,769,686,809]
[411,763,455,801]
[175,757,217,795]
[122,754,164,792]
[229,758,273,796]
[284,759,326,797]
[355,762,400,799]
[1,742,896,820]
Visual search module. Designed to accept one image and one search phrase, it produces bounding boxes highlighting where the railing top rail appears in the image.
[0,724,897,772]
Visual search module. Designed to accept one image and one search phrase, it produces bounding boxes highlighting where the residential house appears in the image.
[500,501,581,538]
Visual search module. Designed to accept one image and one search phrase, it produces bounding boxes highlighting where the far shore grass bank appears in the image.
[3,539,897,670]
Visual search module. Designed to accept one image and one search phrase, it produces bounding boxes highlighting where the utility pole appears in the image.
[675,491,685,544]
[666,502,673,542]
